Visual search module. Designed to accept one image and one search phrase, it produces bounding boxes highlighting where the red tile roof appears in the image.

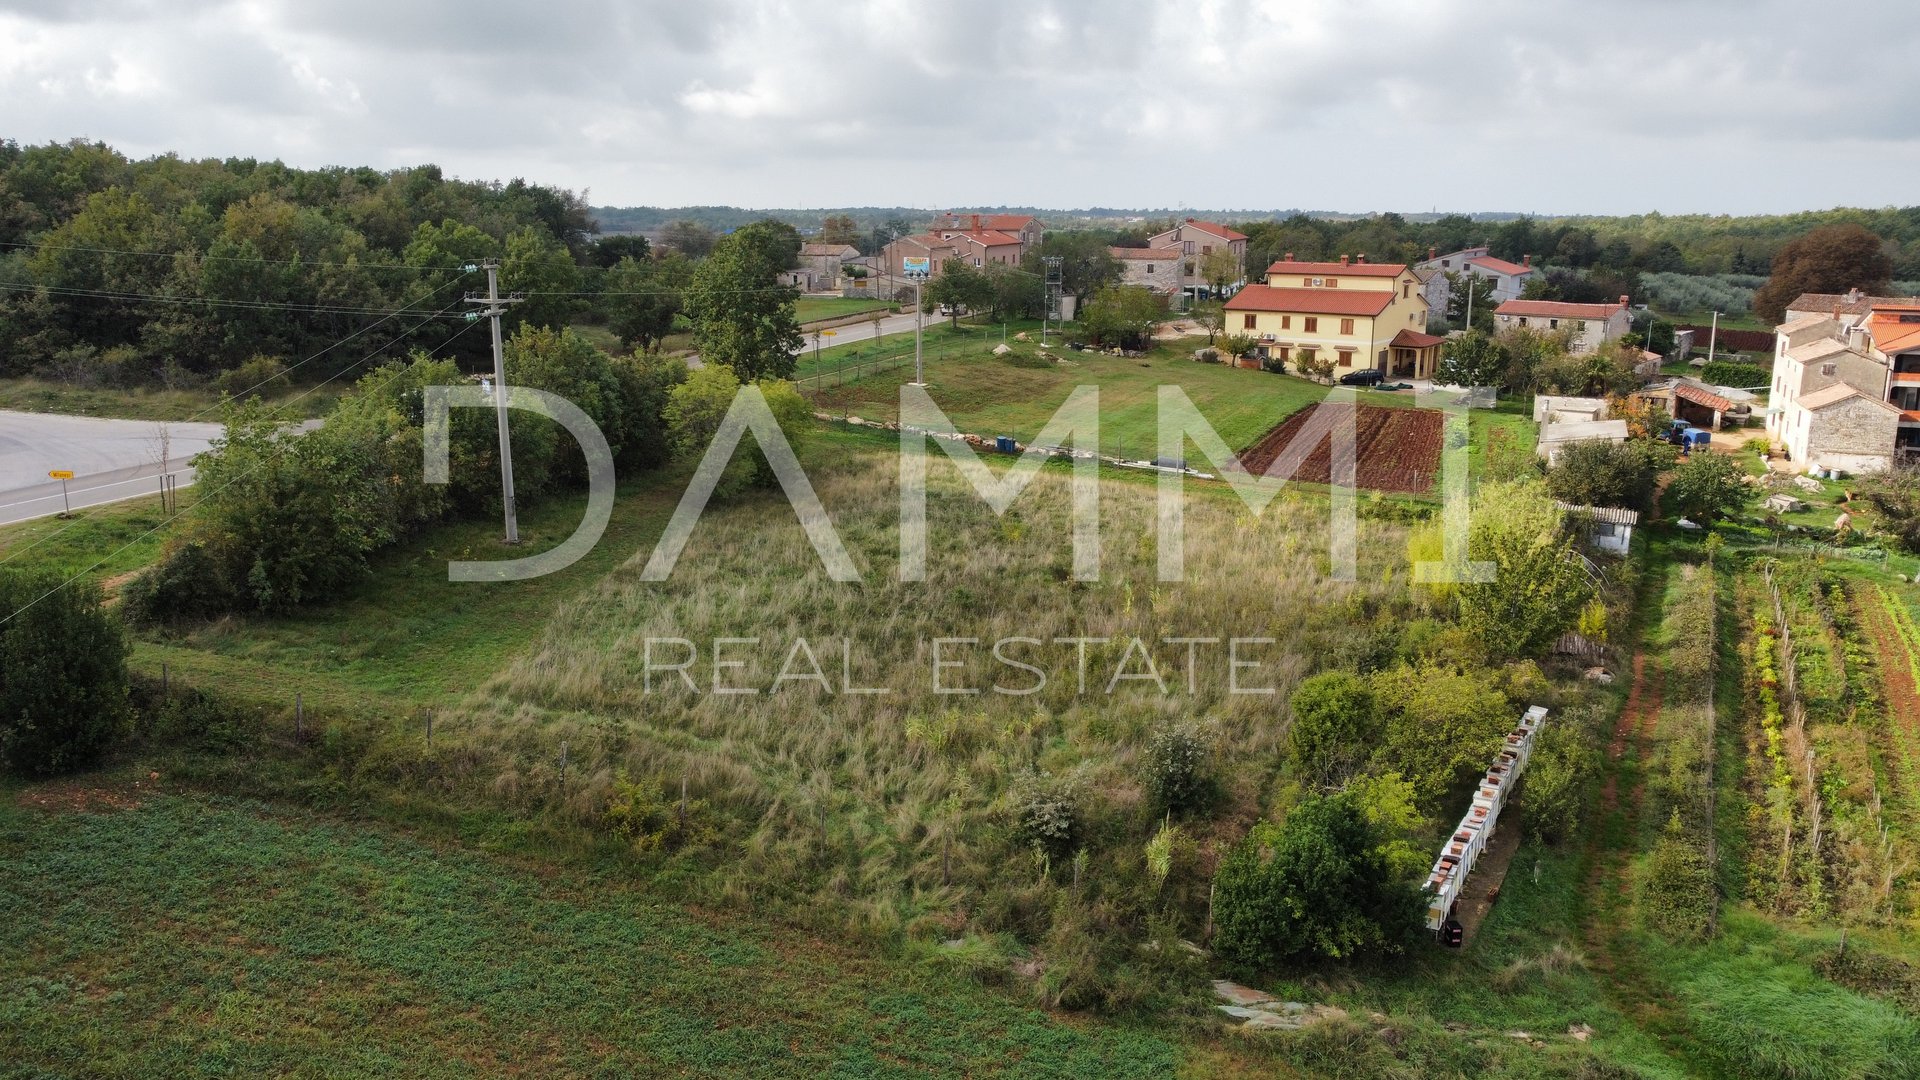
[1788,291,1920,317]
[1869,304,1920,354]
[1494,299,1626,319]
[1181,218,1248,242]
[1673,383,1735,412]
[1109,246,1183,260]
[935,213,1037,234]
[1466,255,1533,277]
[1389,328,1445,349]
[938,229,1023,247]
[1224,285,1395,317]
[1265,258,1408,278]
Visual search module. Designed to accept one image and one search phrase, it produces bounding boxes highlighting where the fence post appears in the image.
[295,692,303,738]
[425,707,433,748]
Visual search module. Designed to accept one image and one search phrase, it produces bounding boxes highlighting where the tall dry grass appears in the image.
[446,452,1418,933]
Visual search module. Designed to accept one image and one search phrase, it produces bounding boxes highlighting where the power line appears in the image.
[0,280,471,319]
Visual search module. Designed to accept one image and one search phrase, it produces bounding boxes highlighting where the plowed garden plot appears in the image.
[1234,403,1443,493]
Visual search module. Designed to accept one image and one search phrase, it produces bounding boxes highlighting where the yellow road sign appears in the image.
[821,329,837,336]
[48,469,74,480]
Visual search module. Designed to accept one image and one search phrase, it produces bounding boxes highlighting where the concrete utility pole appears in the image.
[908,266,928,386]
[1707,310,1721,366]
[467,260,523,544]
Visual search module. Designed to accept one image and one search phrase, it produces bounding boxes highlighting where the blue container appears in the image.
[995,435,1017,454]
[1688,430,1712,447]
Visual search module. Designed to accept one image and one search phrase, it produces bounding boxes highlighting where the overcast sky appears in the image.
[4,0,1917,217]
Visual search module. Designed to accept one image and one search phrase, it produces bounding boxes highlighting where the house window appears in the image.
[1403,282,1410,298]
[1549,318,1559,329]
[1202,244,1213,255]
[1274,347,1290,362]
[1304,317,1319,333]
[1441,259,1451,268]
[1303,277,1315,287]
[1821,362,1837,377]
[1337,349,1355,367]
[1146,264,1154,273]
[1340,318,1355,335]
[1325,278,1338,288]
[1298,348,1316,365]
[1519,317,1530,327]
[1281,315,1292,330]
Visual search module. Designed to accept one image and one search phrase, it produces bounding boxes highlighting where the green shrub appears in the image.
[212,354,290,399]
[1009,771,1080,863]
[1287,671,1379,786]
[0,572,130,775]
[1639,813,1716,940]
[1140,721,1211,813]
[1521,722,1597,844]
[603,772,719,853]
[1699,360,1768,388]
[1211,793,1423,971]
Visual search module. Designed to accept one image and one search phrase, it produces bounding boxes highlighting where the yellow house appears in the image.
[1223,254,1440,378]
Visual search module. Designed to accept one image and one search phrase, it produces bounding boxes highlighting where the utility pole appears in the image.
[1707,310,1721,366]
[907,265,928,386]
[466,260,523,544]
[1042,256,1063,345]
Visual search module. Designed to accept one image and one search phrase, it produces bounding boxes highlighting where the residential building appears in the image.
[1109,247,1184,296]
[1415,245,1540,312]
[793,242,860,292]
[931,212,1043,249]
[1412,266,1447,330]
[1147,218,1248,298]
[1762,293,1920,473]
[1492,297,1631,354]
[1222,253,1439,378]
[1537,419,1629,465]
[1555,502,1639,556]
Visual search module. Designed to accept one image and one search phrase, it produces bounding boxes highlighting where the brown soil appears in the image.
[15,772,160,813]
[1233,404,1443,494]
[1856,590,1920,796]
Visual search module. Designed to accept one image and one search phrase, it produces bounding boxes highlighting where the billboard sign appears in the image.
[902,256,931,277]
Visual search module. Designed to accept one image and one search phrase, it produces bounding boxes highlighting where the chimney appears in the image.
[1428,246,1437,261]
[1356,253,1367,263]
[1340,255,1350,267]
[1522,254,1532,267]
[1283,251,1294,261]
[970,213,980,231]
[1847,287,1863,303]
[1619,295,1630,308]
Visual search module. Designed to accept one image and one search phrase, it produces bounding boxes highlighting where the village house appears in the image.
[931,212,1043,249]
[1109,247,1184,296]
[1147,218,1248,299]
[1415,245,1540,311]
[1763,293,1920,473]
[793,242,861,292]
[1222,253,1440,379]
[1492,297,1632,354]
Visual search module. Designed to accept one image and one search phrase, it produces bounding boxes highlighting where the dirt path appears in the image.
[1578,651,1687,1039]
[1856,589,1920,812]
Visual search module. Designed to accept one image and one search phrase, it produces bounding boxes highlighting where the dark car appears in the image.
[1339,367,1386,386]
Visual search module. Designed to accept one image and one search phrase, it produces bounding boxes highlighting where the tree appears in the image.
[664,364,810,493]
[1199,246,1240,295]
[1859,460,1920,553]
[1451,480,1595,662]
[1519,722,1596,844]
[985,262,1044,320]
[1546,438,1662,514]
[684,221,803,380]
[1286,672,1379,787]
[1371,663,1515,811]
[1752,224,1894,324]
[1665,452,1749,523]
[1211,793,1424,970]
[0,571,129,775]
[1444,271,1497,331]
[501,225,582,332]
[660,219,718,258]
[1024,233,1121,305]
[589,233,650,268]
[925,259,992,326]
[1079,284,1165,349]
[1435,329,1505,388]
[1191,300,1225,345]
[818,213,861,247]
[601,255,682,353]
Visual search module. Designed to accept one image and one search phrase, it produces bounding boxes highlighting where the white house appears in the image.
[1764,292,1920,473]
[1556,502,1639,556]
[1416,245,1540,311]
[1493,297,1632,355]
[1109,246,1184,296]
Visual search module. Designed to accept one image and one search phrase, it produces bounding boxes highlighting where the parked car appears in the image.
[1339,368,1386,386]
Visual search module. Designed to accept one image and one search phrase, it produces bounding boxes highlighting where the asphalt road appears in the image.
[0,411,223,526]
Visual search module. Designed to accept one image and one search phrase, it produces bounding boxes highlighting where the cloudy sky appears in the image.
[4,0,1917,216]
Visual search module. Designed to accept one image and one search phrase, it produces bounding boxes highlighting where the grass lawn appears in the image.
[0,377,346,422]
[807,334,1422,459]
[0,781,1198,1079]
[796,296,895,324]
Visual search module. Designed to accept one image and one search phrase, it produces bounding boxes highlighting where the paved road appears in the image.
[0,411,223,526]
[687,308,933,371]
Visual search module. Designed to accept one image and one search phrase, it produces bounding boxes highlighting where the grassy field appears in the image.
[0,377,346,422]
[0,781,1206,1078]
[796,296,895,324]
[806,335,1425,460]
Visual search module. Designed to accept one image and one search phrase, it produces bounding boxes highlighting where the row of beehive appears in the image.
[1423,705,1549,930]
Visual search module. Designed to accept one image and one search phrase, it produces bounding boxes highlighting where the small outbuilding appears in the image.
[1555,501,1639,555]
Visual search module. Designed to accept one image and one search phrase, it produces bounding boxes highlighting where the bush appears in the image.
[1286,671,1379,786]
[1546,439,1662,514]
[1212,793,1424,970]
[1140,721,1212,813]
[1639,812,1716,939]
[1009,771,1080,862]
[1699,360,1768,388]
[603,773,718,853]
[1520,722,1596,844]
[212,354,290,399]
[0,572,130,775]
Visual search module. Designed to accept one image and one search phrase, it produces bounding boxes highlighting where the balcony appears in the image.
[1902,410,1920,424]
[1892,371,1920,385]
